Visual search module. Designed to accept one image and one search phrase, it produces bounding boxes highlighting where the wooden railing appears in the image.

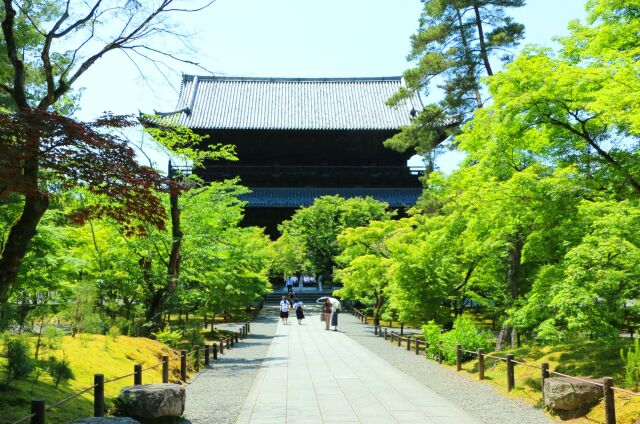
[11,322,252,424]
[349,306,637,424]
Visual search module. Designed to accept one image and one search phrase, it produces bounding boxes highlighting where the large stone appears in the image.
[116,383,185,420]
[544,377,603,419]
[68,419,140,424]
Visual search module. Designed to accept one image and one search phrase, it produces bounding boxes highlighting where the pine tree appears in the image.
[387,0,525,156]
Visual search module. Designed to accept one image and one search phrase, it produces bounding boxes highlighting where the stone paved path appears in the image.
[236,310,479,424]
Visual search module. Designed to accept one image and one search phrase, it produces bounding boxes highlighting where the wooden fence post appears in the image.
[213,343,218,360]
[506,354,515,392]
[219,339,224,354]
[235,332,240,343]
[374,325,378,335]
[541,362,549,395]
[134,363,142,386]
[227,337,231,348]
[407,336,412,351]
[205,345,210,366]
[397,334,402,347]
[384,328,388,340]
[162,355,169,383]
[456,344,462,371]
[195,346,200,371]
[180,350,187,382]
[247,322,250,333]
[415,340,420,355]
[603,377,616,424]
[437,341,443,364]
[31,399,45,424]
[94,374,104,417]
[478,349,485,380]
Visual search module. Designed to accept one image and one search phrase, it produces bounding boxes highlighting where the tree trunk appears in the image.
[373,293,384,327]
[495,325,512,351]
[473,2,493,76]
[455,7,483,109]
[0,126,48,305]
[0,193,49,303]
[507,235,524,299]
[144,190,183,332]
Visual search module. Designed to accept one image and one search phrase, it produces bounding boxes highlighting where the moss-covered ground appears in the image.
[359,312,640,423]
[0,326,237,424]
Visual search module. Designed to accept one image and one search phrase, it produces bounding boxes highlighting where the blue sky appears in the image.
[74,0,588,169]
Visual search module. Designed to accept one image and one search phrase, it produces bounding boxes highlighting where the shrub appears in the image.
[152,326,183,348]
[42,326,65,350]
[621,338,640,391]
[440,316,493,364]
[184,327,204,349]
[3,336,34,384]
[46,356,74,388]
[107,325,121,341]
[421,320,441,359]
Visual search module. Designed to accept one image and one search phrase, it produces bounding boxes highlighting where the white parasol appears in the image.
[316,296,341,310]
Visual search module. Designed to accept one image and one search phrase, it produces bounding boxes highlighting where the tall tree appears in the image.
[0,0,214,304]
[386,0,525,156]
[277,196,393,280]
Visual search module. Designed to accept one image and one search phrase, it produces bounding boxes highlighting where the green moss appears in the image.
[0,334,185,424]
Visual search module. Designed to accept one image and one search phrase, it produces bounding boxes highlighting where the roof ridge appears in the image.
[181,75,402,83]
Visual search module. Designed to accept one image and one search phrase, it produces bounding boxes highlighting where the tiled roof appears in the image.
[167,76,422,130]
[240,187,422,208]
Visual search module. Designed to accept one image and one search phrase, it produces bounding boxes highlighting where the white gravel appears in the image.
[339,312,555,424]
[181,308,553,424]
[181,310,279,424]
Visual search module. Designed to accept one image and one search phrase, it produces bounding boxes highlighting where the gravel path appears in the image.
[339,312,555,424]
[181,307,554,424]
[181,309,279,424]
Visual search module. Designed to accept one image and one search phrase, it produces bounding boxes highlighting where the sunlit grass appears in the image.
[0,334,185,424]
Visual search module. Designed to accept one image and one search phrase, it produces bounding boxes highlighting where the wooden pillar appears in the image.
[205,345,210,366]
[162,355,169,383]
[506,354,515,391]
[134,363,142,386]
[94,374,105,417]
[180,350,187,382]
[456,344,462,371]
[603,377,616,424]
[195,346,200,372]
[478,349,485,380]
[541,362,549,395]
[213,343,218,360]
[31,399,45,424]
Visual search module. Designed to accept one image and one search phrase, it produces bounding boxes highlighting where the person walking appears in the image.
[322,298,332,330]
[330,299,339,331]
[285,277,294,294]
[279,296,291,325]
[293,298,305,324]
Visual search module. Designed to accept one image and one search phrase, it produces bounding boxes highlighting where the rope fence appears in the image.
[10,321,253,424]
[349,305,631,424]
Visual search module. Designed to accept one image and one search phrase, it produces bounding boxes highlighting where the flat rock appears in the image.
[544,376,603,419]
[116,383,185,419]
[68,418,140,424]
